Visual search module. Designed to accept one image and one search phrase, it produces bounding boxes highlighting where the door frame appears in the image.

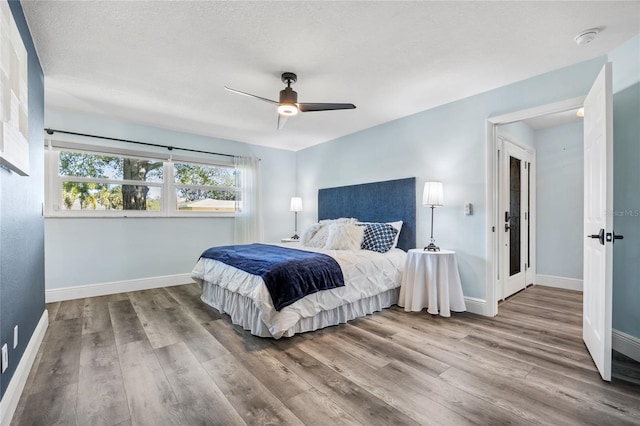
[485,96,585,316]
[498,136,536,300]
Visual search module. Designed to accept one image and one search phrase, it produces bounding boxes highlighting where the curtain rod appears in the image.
[44,128,236,158]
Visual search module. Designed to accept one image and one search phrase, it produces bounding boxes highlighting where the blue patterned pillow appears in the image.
[360,223,399,253]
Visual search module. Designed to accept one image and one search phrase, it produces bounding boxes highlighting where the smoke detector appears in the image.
[575,28,600,46]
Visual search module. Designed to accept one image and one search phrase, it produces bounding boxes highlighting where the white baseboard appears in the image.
[536,275,583,292]
[464,297,492,316]
[45,273,195,303]
[613,329,640,363]
[0,310,48,426]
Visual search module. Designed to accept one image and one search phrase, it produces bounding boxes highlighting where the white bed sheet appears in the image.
[191,243,406,338]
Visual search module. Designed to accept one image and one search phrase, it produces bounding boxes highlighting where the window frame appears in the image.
[45,142,237,218]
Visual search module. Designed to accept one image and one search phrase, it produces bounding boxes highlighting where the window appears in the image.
[173,162,236,213]
[46,146,237,217]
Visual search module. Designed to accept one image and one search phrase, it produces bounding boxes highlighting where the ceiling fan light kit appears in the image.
[225,72,356,129]
[277,104,298,116]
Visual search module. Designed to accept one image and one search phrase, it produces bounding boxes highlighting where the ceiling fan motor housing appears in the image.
[279,87,298,104]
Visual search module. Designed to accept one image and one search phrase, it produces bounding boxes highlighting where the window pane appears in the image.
[123,158,163,182]
[59,151,119,179]
[173,163,235,186]
[61,181,161,211]
[176,189,236,212]
[509,156,521,276]
[59,151,163,182]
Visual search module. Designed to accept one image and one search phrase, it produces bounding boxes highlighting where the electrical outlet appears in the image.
[1,344,7,373]
[14,325,18,349]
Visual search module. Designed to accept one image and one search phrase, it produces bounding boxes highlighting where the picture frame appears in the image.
[0,1,29,176]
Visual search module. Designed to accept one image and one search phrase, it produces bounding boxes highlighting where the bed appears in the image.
[191,177,417,338]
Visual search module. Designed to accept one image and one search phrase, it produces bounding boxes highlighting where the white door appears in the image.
[501,139,534,299]
[583,63,614,382]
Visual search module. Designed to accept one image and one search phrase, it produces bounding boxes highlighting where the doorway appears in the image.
[484,96,586,316]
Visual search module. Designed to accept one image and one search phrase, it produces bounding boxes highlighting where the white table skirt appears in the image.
[398,249,466,317]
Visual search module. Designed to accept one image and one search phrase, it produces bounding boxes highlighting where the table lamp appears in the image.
[423,181,443,251]
[290,197,303,239]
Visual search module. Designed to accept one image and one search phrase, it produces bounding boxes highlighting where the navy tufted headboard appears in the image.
[318,177,416,251]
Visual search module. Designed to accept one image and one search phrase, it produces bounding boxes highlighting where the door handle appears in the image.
[587,228,605,245]
[606,231,624,244]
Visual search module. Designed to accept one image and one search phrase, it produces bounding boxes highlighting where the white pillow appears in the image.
[388,220,403,249]
[305,223,331,247]
[305,218,358,248]
[300,223,322,246]
[324,223,365,251]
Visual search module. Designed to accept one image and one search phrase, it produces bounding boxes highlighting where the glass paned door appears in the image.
[501,138,534,300]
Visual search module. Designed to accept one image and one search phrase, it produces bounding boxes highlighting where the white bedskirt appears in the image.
[201,282,399,338]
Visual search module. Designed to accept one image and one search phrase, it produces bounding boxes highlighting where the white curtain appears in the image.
[234,156,263,244]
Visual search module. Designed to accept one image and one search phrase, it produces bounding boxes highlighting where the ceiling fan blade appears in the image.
[224,86,278,105]
[298,102,356,112]
[277,113,289,130]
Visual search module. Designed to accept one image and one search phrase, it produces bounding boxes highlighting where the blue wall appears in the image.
[0,1,45,399]
[610,35,640,339]
[297,56,607,300]
[498,121,535,149]
[534,122,584,280]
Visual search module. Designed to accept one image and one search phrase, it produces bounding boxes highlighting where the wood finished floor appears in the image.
[11,284,640,426]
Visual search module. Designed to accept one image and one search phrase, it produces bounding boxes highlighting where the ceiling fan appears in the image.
[225,72,356,129]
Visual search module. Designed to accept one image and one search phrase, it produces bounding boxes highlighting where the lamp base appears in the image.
[424,242,440,252]
[290,234,300,240]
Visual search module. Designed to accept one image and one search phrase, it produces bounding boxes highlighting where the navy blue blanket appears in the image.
[200,243,345,311]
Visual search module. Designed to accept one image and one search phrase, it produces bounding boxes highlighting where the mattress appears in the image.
[191,243,406,338]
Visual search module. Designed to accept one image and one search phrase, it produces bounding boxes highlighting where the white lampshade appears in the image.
[290,197,303,212]
[423,181,444,207]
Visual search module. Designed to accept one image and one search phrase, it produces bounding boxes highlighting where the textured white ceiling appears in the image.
[22,1,640,151]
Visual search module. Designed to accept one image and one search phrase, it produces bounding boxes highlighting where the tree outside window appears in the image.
[59,151,163,211]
